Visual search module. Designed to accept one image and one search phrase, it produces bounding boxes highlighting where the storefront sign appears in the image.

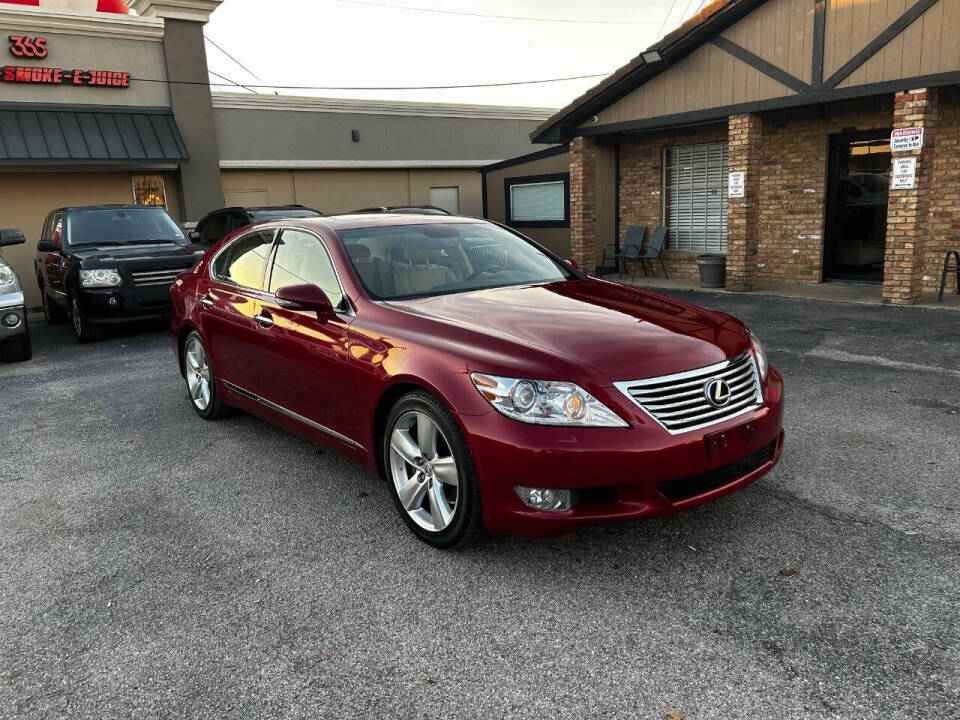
[3,34,131,88]
[891,156,917,190]
[891,127,923,152]
[728,171,745,198]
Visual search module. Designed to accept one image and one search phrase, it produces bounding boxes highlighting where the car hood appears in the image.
[70,243,204,267]
[387,279,750,383]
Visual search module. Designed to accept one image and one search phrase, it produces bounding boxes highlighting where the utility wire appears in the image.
[145,72,611,91]
[205,35,266,85]
[331,0,664,25]
[656,0,682,40]
[208,70,259,94]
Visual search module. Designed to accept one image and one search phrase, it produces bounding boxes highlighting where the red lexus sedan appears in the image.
[170,215,784,547]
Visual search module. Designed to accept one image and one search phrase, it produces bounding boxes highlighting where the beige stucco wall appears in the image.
[0,171,181,307]
[220,168,483,218]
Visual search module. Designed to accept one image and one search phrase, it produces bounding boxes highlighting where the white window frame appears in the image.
[662,142,729,253]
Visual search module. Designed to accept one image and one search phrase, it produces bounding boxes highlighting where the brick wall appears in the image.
[727,113,763,291]
[617,124,728,279]
[569,136,597,272]
[924,87,960,295]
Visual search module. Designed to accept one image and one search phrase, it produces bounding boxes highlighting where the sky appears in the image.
[202,0,708,108]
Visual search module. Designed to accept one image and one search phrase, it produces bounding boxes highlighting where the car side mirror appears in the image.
[188,230,201,243]
[276,283,334,316]
[37,240,58,252]
[0,228,25,247]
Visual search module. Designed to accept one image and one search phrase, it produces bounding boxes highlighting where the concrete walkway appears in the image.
[606,273,960,310]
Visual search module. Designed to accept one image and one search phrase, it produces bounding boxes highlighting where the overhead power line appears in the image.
[204,35,266,85]
[331,0,664,25]
[147,72,611,91]
[208,70,259,94]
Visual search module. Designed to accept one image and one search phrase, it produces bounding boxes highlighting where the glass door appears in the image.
[823,132,891,283]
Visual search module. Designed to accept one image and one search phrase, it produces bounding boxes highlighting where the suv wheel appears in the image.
[383,391,483,549]
[70,294,104,343]
[182,331,231,419]
[0,315,31,363]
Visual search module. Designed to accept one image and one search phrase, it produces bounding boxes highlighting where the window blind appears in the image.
[663,142,728,253]
[510,180,565,222]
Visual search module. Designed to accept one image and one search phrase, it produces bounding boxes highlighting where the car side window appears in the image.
[201,213,227,243]
[50,213,63,246]
[212,229,275,290]
[268,229,344,308]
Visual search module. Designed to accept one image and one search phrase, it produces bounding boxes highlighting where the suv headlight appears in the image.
[470,373,628,427]
[80,268,122,288]
[750,330,768,381]
[0,263,20,295]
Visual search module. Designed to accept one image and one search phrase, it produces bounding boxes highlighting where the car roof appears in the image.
[279,213,486,232]
[55,204,163,213]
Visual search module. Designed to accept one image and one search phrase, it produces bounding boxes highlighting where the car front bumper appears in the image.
[0,292,27,341]
[76,284,174,323]
[462,367,785,537]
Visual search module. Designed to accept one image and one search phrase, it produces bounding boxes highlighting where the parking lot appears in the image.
[1,290,958,719]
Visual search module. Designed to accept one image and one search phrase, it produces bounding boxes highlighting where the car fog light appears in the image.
[108,297,118,306]
[2,312,20,328]
[515,486,571,512]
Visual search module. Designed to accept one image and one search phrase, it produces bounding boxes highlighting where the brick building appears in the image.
[529,0,960,304]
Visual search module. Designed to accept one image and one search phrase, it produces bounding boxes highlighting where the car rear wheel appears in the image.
[183,331,230,420]
[0,316,31,363]
[41,288,67,325]
[70,294,104,343]
[384,391,483,548]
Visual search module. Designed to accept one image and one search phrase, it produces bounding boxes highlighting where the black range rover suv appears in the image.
[35,205,203,342]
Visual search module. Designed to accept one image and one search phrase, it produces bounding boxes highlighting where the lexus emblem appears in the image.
[704,378,732,408]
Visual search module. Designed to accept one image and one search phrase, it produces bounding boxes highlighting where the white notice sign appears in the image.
[728,171,745,197]
[891,156,917,189]
[891,127,923,152]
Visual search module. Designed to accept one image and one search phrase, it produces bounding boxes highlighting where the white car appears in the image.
[0,229,31,362]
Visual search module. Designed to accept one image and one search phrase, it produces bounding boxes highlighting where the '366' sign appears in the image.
[8,35,48,59]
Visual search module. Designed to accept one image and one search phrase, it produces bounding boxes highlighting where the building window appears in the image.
[663,142,728,253]
[132,175,167,208]
[429,186,460,214]
[504,173,570,228]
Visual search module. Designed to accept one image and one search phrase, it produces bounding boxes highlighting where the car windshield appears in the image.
[249,209,321,221]
[339,222,574,300]
[67,207,186,246]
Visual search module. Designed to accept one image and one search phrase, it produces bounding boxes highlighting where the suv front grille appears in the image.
[130,268,184,287]
[614,353,763,434]
[657,441,775,502]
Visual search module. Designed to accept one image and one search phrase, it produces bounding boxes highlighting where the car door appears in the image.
[254,227,360,444]
[40,211,67,299]
[197,227,276,393]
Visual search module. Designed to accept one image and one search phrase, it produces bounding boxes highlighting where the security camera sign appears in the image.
[891,127,923,152]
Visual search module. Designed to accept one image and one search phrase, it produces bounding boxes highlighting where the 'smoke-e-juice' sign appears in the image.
[1,35,132,89]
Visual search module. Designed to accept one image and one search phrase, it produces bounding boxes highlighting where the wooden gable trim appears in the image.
[823,0,942,89]
[812,0,826,88]
[711,35,812,93]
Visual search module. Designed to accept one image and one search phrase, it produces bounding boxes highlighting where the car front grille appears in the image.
[657,441,776,502]
[614,353,763,434]
[130,268,184,287]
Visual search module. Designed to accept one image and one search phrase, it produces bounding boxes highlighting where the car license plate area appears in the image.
[704,422,759,462]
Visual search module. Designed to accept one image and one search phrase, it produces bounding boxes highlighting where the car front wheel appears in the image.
[182,331,230,420]
[383,391,483,548]
[70,294,103,343]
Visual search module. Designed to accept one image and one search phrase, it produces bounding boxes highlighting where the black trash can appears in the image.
[695,254,726,288]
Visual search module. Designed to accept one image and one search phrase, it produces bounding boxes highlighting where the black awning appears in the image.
[0,106,189,164]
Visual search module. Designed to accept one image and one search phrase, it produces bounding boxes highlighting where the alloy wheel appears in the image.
[184,337,212,411]
[389,410,460,532]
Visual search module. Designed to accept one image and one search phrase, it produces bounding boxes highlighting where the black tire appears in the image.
[383,391,483,549]
[40,287,68,325]
[181,330,231,420]
[0,316,31,362]
[69,293,104,343]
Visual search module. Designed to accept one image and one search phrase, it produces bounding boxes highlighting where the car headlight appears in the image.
[470,373,628,427]
[80,268,122,288]
[750,331,768,381]
[0,263,20,295]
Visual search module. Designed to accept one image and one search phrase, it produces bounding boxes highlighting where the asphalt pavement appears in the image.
[1,291,958,719]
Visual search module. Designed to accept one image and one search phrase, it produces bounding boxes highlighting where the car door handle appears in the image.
[255,312,275,328]
[200,296,214,309]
